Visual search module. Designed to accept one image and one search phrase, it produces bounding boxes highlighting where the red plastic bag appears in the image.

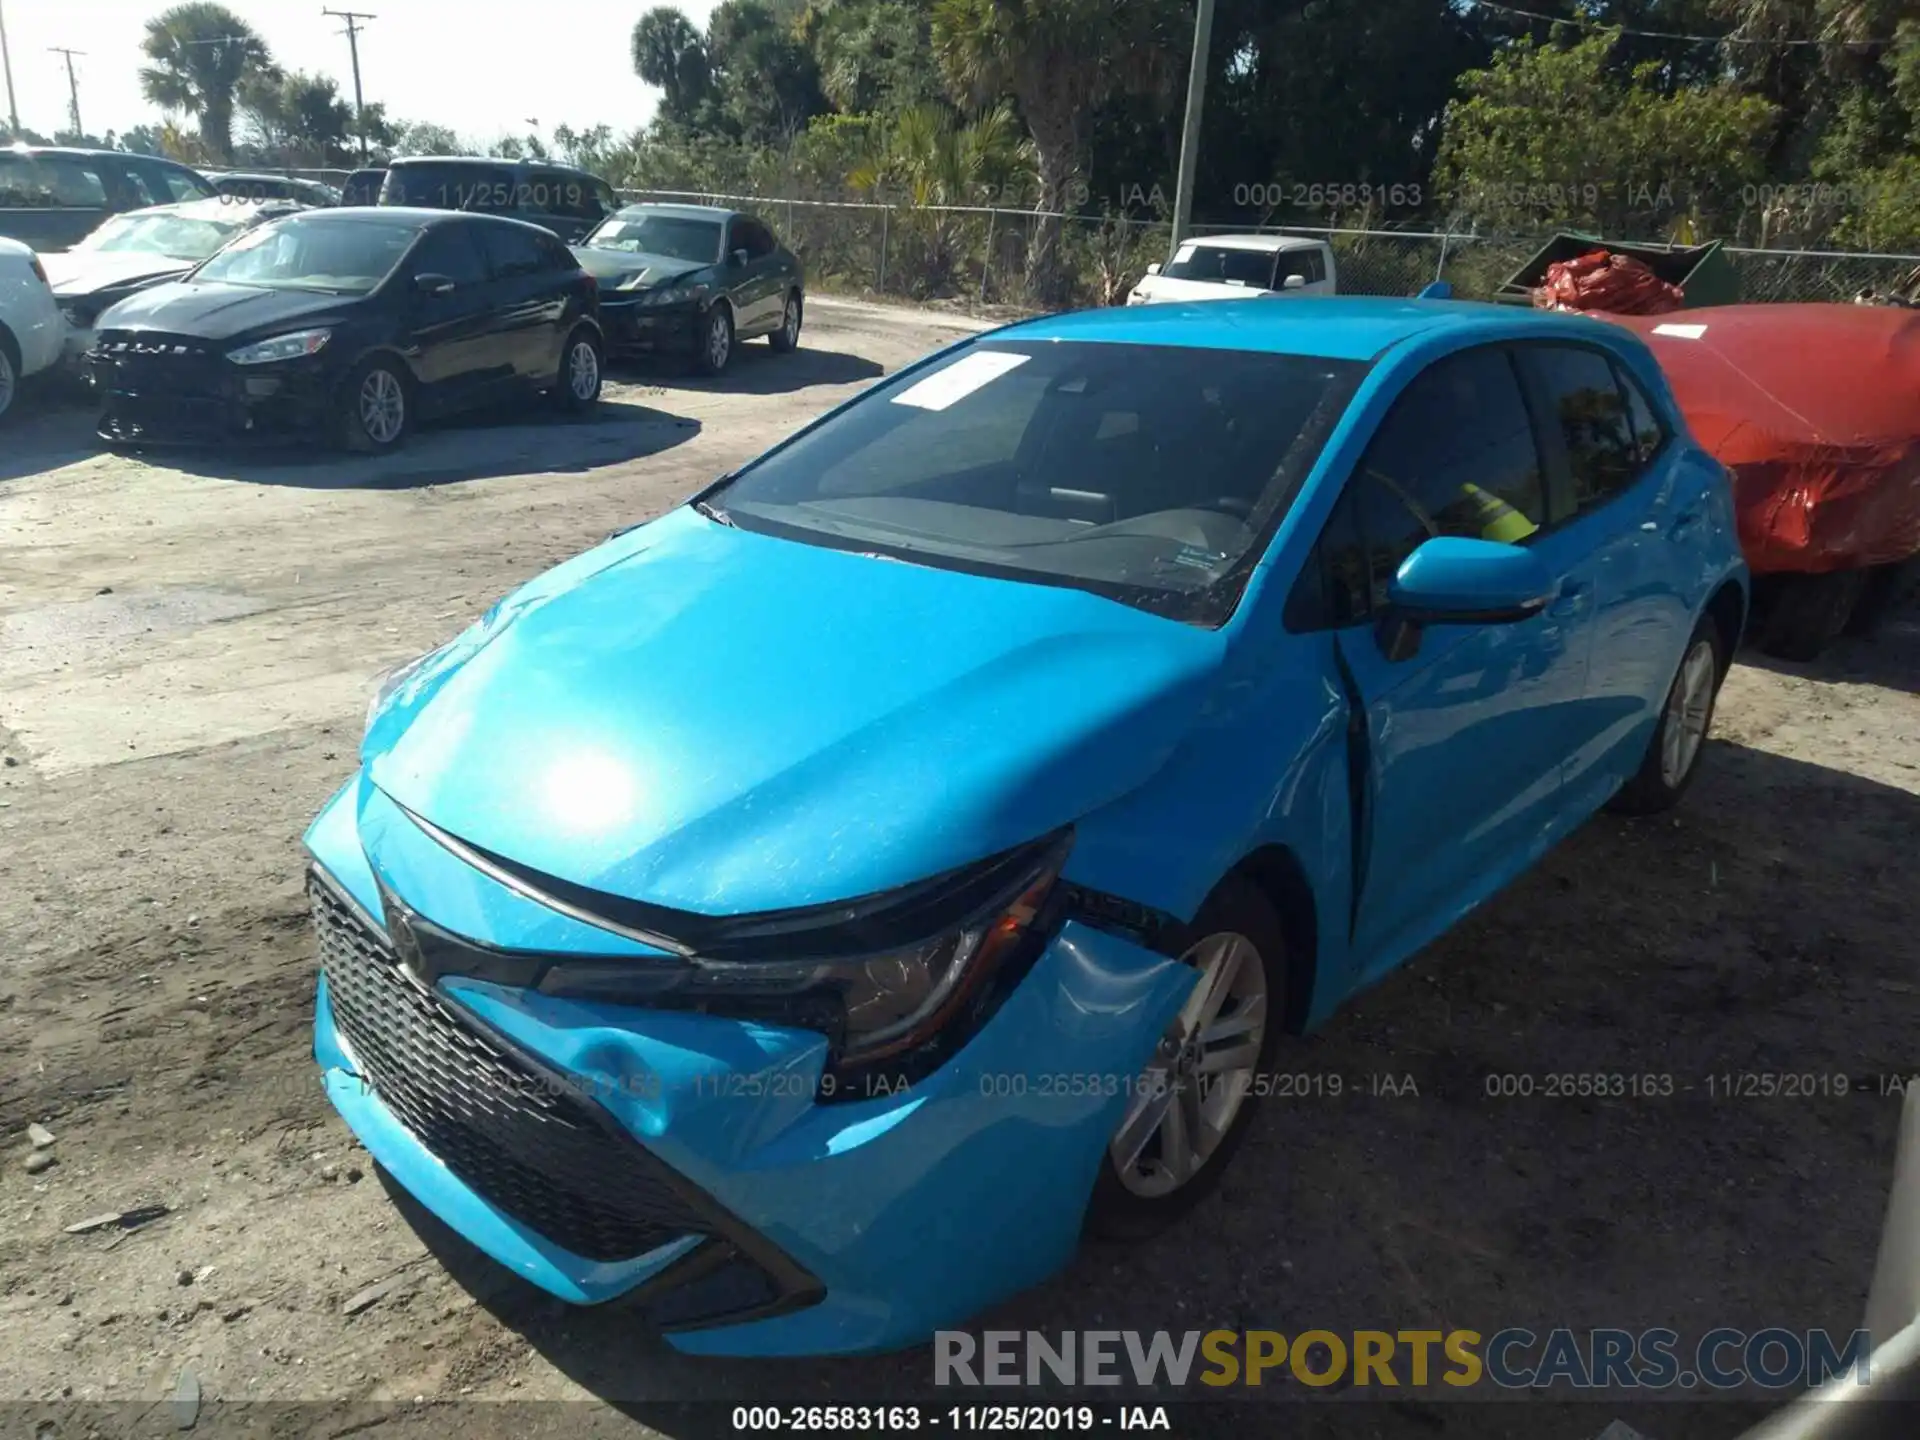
[1607,304,1920,574]
[1534,249,1685,316]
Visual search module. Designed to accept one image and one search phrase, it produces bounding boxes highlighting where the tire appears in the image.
[1758,569,1867,661]
[768,291,802,353]
[1842,559,1919,639]
[552,326,603,413]
[695,303,734,377]
[1609,616,1725,816]
[339,356,411,452]
[1085,876,1285,1242]
[0,328,18,425]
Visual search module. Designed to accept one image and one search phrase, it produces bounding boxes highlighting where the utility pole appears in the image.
[0,0,21,138]
[322,9,375,162]
[49,47,83,140]
[1168,0,1216,259]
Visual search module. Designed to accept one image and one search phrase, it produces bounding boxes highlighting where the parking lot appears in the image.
[1,295,1916,1439]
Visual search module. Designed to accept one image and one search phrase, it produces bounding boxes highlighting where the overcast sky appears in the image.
[0,0,718,146]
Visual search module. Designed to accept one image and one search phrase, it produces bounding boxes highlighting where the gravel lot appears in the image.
[0,296,1915,1440]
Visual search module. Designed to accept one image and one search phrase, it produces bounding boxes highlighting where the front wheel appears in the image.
[0,339,17,424]
[1609,616,1725,815]
[552,326,603,412]
[1086,877,1284,1242]
[340,357,410,452]
[695,304,734,377]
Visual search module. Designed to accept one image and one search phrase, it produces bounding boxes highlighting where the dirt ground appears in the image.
[1,296,1916,1440]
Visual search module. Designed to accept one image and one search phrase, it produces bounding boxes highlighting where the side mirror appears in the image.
[1281,273,1307,290]
[1377,537,1554,659]
[413,272,456,297]
[731,248,750,268]
[1145,262,1162,276]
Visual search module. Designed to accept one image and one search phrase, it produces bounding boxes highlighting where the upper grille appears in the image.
[92,331,227,398]
[312,874,711,1263]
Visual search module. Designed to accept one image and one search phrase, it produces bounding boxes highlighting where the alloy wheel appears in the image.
[1109,932,1268,1200]
[359,368,405,445]
[1659,637,1717,787]
[567,340,600,401]
[782,297,800,347]
[0,349,15,419]
[707,310,731,371]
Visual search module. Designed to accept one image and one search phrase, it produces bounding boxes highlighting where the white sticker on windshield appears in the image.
[1652,323,1708,339]
[890,350,1031,411]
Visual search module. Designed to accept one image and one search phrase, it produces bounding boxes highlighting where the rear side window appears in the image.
[535,233,577,271]
[477,222,547,278]
[1529,347,1642,512]
[1614,363,1668,465]
[146,163,214,202]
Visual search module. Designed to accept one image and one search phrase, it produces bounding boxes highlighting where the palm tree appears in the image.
[139,3,274,163]
[931,0,1180,302]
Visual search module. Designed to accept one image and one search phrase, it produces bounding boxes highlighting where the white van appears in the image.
[1126,234,1337,306]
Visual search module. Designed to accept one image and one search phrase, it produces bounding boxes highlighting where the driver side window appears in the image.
[1292,347,1547,626]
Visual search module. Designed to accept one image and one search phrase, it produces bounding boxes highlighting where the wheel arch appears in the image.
[0,319,21,378]
[1220,844,1320,1035]
[1704,574,1748,672]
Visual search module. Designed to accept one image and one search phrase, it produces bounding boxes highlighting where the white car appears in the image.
[0,236,62,421]
[1126,234,1337,306]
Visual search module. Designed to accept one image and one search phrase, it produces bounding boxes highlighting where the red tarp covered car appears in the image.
[1606,304,1920,658]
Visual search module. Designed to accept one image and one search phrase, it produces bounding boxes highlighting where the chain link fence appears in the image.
[616,188,1920,311]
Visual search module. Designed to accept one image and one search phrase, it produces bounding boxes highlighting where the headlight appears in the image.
[227,328,332,365]
[535,830,1073,1079]
[364,648,438,735]
[637,281,709,307]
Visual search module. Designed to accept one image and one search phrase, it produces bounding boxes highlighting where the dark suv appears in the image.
[377,157,618,243]
[0,147,217,251]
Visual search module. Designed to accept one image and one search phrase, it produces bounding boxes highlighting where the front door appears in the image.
[1319,346,1601,978]
[402,225,508,410]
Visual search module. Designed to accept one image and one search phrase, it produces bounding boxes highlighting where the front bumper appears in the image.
[599,298,703,357]
[91,344,335,445]
[307,775,1194,1356]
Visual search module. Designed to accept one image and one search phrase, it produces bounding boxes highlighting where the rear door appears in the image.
[1516,343,1699,809]
[403,223,513,408]
[474,221,565,378]
[1309,345,1601,978]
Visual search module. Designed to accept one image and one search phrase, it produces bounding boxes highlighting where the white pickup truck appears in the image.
[1126,233,1337,306]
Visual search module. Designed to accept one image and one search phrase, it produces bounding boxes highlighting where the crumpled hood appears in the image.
[570,245,705,289]
[364,505,1224,916]
[43,250,195,298]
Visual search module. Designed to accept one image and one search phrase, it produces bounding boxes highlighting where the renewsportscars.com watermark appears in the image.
[934,1327,1877,1391]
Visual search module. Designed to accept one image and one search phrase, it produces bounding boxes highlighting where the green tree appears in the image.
[1434,31,1776,239]
[633,7,715,126]
[138,2,275,162]
[802,0,944,113]
[240,69,356,164]
[392,120,463,157]
[706,0,829,143]
[930,0,1180,301]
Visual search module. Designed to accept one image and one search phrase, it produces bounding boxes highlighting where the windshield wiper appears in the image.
[693,498,735,527]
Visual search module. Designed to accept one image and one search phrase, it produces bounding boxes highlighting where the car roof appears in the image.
[5,144,197,168]
[325,205,563,237]
[610,202,735,222]
[996,296,1636,363]
[120,196,304,223]
[386,154,599,178]
[1179,233,1327,253]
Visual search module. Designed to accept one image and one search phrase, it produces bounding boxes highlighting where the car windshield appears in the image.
[709,340,1363,625]
[77,210,245,261]
[1162,243,1280,288]
[192,215,421,294]
[584,212,722,263]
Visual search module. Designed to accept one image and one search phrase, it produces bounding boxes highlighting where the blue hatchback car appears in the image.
[307,297,1748,1356]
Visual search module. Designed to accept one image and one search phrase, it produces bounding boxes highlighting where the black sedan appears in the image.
[573,203,803,376]
[43,198,306,378]
[88,208,604,450]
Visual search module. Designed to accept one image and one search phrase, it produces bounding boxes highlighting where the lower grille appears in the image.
[312,874,711,1263]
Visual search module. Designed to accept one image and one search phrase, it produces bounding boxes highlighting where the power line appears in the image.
[1461,0,1893,48]
[322,9,375,162]
[49,46,82,137]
